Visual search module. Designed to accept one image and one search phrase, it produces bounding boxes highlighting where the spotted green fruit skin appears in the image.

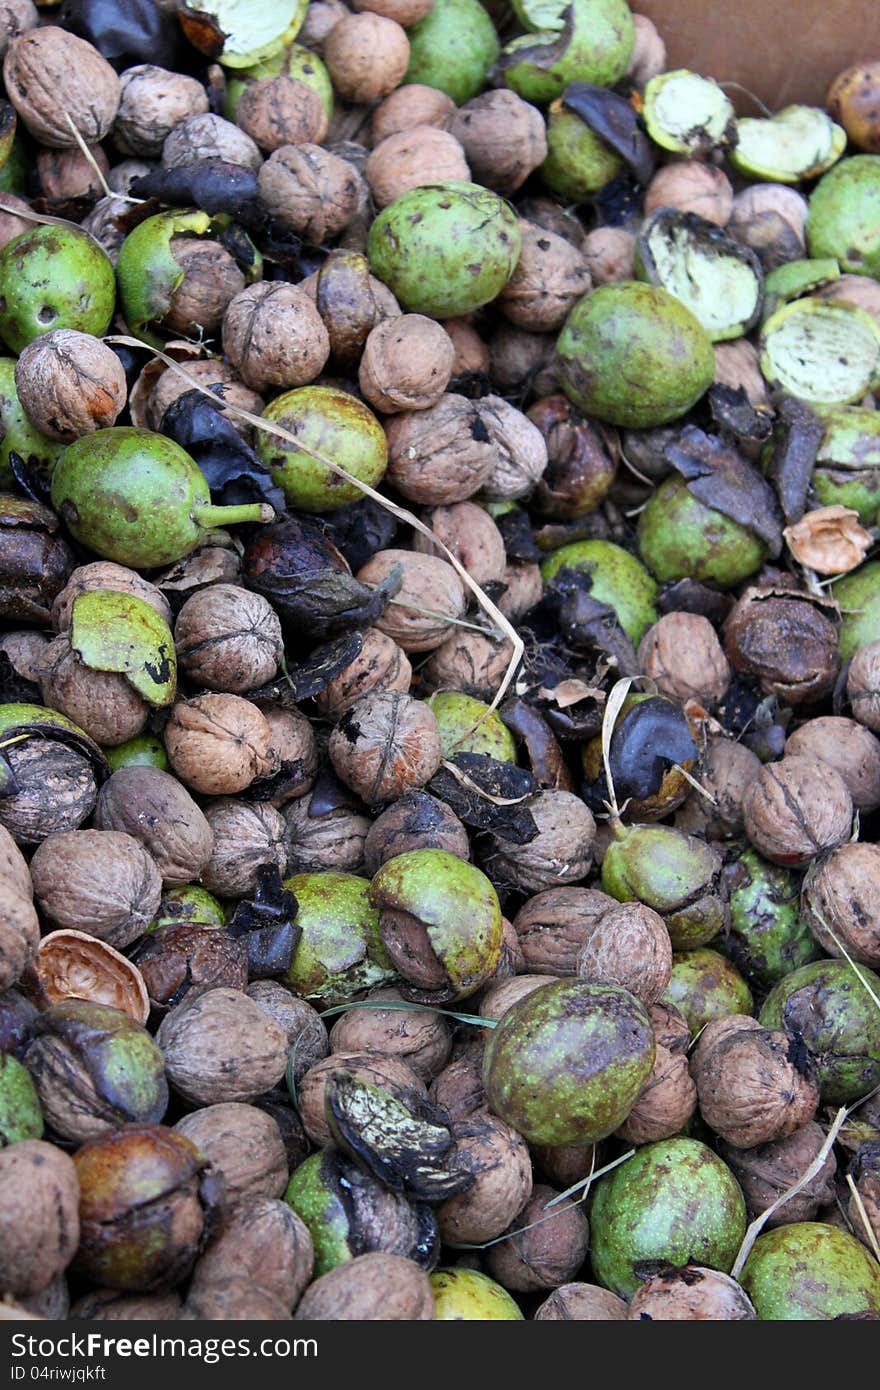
[283,872,394,1004]
[104,735,170,774]
[483,979,655,1146]
[540,539,658,643]
[431,1268,523,1320]
[759,958,880,1104]
[601,824,726,950]
[283,1153,351,1277]
[0,1054,43,1145]
[832,560,880,660]
[661,948,753,1033]
[0,358,63,488]
[741,1223,880,1320]
[557,282,715,428]
[404,0,499,103]
[0,226,115,354]
[499,0,634,104]
[367,182,521,319]
[590,1138,747,1298]
[540,102,623,200]
[725,848,818,986]
[428,692,517,762]
[638,475,767,586]
[806,155,880,277]
[150,885,225,932]
[258,386,387,512]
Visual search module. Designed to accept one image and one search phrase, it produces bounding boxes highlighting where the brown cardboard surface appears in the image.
[636,1,880,111]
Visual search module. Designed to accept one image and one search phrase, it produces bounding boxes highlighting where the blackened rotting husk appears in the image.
[162,391,284,511]
[500,697,574,790]
[60,0,187,69]
[603,696,697,805]
[430,753,538,842]
[764,396,824,524]
[8,451,52,508]
[0,990,39,1058]
[131,162,261,225]
[665,426,784,555]
[557,585,640,675]
[318,498,399,572]
[306,765,367,818]
[226,864,301,978]
[708,384,774,446]
[320,1148,441,1269]
[325,1072,474,1202]
[657,578,734,627]
[562,82,656,185]
[249,632,364,708]
[716,678,790,760]
[496,508,542,563]
[27,1005,169,1122]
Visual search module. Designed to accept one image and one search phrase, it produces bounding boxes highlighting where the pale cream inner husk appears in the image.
[647,221,760,340]
[765,308,880,404]
[650,73,734,147]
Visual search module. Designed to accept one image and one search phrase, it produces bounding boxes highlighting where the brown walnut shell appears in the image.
[498,220,591,333]
[371,83,455,144]
[488,790,595,894]
[4,27,120,147]
[294,1252,435,1320]
[0,1141,79,1295]
[534,1283,628,1320]
[437,1111,532,1245]
[0,881,39,992]
[801,842,880,967]
[718,1121,837,1225]
[411,502,506,587]
[30,829,162,949]
[638,612,731,707]
[298,1050,427,1147]
[51,562,171,631]
[785,716,880,814]
[485,1182,589,1293]
[165,694,277,796]
[359,313,455,412]
[328,985,452,1083]
[284,793,369,876]
[114,64,209,157]
[190,1198,313,1311]
[363,792,470,877]
[323,14,410,103]
[174,583,283,694]
[692,1021,819,1148]
[357,550,467,653]
[627,1267,756,1320]
[742,755,853,867]
[221,282,330,393]
[157,987,288,1106]
[384,393,496,505]
[450,89,547,193]
[236,75,328,152]
[365,126,469,208]
[616,1043,697,1144]
[94,766,214,887]
[200,799,288,898]
[174,1102,288,1210]
[35,931,150,1024]
[39,635,148,747]
[257,143,360,242]
[576,901,673,1006]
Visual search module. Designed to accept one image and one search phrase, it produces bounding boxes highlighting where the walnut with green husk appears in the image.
[636,209,764,343]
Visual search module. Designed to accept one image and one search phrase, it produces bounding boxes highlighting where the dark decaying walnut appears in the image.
[299,249,400,366]
[200,799,288,898]
[294,1252,434,1320]
[384,393,497,505]
[94,766,214,887]
[3,27,120,147]
[724,589,840,706]
[114,64,210,157]
[0,739,97,846]
[158,988,288,1106]
[329,690,442,803]
[0,1140,79,1296]
[15,330,127,441]
[190,1198,314,1312]
[221,282,330,393]
[175,1102,288,1210]
[363,792,470,876]
[174,584,283,694]
[30,830,162,949]
[132,926,248,1015]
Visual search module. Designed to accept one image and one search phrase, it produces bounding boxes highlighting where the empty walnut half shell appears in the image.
[34,930,150,1025]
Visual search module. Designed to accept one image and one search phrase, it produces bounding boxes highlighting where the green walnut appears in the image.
[283,871,395,1004]
[638,475,768,587]
[150,885,226,932]
[0,226,115,354]
[404,0,500,104]
[602,823,728,950]
[116,210,213,349]
[661,948,753,1034]
[104,734,170,774]
[724,847,819,987]
[806,155,880,277]
[557,283,715,429]
[812,407,880,521]
[431,1269,523,1320]
[589,1138,747,1299]
[741,1223,880,1320]
[70,590,177,710]
[367,182,521,319]
[428,692,517,762]
[0,1054,43,1146]
[369,849,502,1002]
[832,560,880,661]
[0,358,63,489]
[759,298,880,406]
[497,0,634,105]
[540,538,658,643]
[540,99,623,201]
[482,978,655,1145]
[51,427,271,568]
[258,385,387,512]
[759,958,880,1104]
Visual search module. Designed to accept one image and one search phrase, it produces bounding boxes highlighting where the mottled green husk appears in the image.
[724,848,819,986]
[0,1055,43,1145]
[759,958,880,1103]
[741,1223,880,1319]
[0,226,115,353]
[104,735,170,774]
[661,948,753,1033]
[283,1153,352,1278]
[258,386,387,512]
[71,591,176,707]
[404,0,500,103]
[430,1268,523,1319]
[428,692,517,762]
[638,476,767,587]
[0,358,63,489]
[807,155,880,277]
[283,872,394,1004]
[832,560,880,660]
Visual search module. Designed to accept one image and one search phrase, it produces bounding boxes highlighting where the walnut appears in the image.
[638,612,731,706]
[297,250,400,365]
[0,821,31,900]
[422,631,515,701]
[298,1051,427,1146]
[37,144,110,200]
[0,880,39,992]
[485,1181,589,1293]
[616,1044,697,1144]
[136,356,264,435]
[429,1053,485,1125]
[628,1267,756,1320]
[363,791,470,876]
[257,143,360,241]
[221,282,329,392]
[245,982,328,1086]
[94,766,213,887]
[299,0,348,52]
[487,790,596,894]
[848,641,880,732]
[0,1141,79,1296]
[576,901,673,1005]
[257,705,319,806]
[742,755,853,867]
[438,1112,532,1245]
[162,113,262,171]
[132,926,248,1015]
[51,562,172,632]
[108,159,153,194]
[165,694,277,796]
[0,630,48,688]
[498,221,591,332]
[0,0,37,61]
[70,1291,182,1321]
[0,192,34,249]
[534,1283,628,1320]
[718,1121,837,1225]
[15,330,126,441]
[649,1000,691,1055]
[724,588,840,706]
[181,1278,290,1321]
[626,12,666,82]
[512,886,615,975]
[161,237,245,337]
[488,322,560,397]
[30,829,161,949]
[114,64,209,157]
[479,975,549,1024]
[200,799,288,898]
[38,635,147,748]
[174,584,283,694]
[315,628,412,719]
[328,984,452,1081]
[644,162,734,225]
[352,0,433,21]
[237,76,328,152]
[329,690,442,803]
[0,739,97,847]
[730,183,808,240]
[785,716,880,813]
[675,737,762,842]
[450,89,547,193]
[158,988,288,1106]
[784,506,871,576]
[4,27,120,148]
[190,1198,313,1312]
[713,339,769,406]
[411,501,506,586]
[581,227,636,284]
[324,14,410,103]
[728,184,807,268]
[371,83,455,144]
[295,1252,434,1320]
[477,394,549,501]
[357,550,467,652]
[175,1102,288,1210]
[384,393,497,504]
[816,273,880,324]
[366,126,469,208]
[443,318,490,376]
[284,792,370,875]
[801,842,880,967]
[497,561,543,621]
[358,313,455,411]
[693,1020,819,1148]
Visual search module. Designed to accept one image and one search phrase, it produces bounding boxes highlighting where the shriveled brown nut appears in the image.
[295,1253,434,1320]
[165,694,277,796]
[114,64,209,157]
[477,394,549,501]
[421,631,515,701]
[644,162,734,225]
[357,550,467,652]
[0,881,39,992]
[36,144,109,200]
[181,1278,290,1321]
[693,1021,819,1148]
[79,197,130,264]
[384,393,496,504]
[200,799,288,898]
[174,584,283,694]
[302,249,400,365]
[848,640,880,733]
[513,886,615,976]
[94,766,213,887]
[497,562,543,621]
[487,1183,589,1294]
[51,561,172,632]
[576,901,673,1006]
[649,1000,691,1055]
[222,282,330,392]
[30,830,161,949]
[175,1103,288,1209]
[364,792,470,876]
[628,1267,756,1320]
[742,755,853,868]
[366,126,469,207]
[488,322,560,397]
[450,89,546,192]
[0,0,37,61]
[39,635,148,747]
[581,226,636,284]
[315,628,412,719]
[159,988,288,1106]
[4,27,120,147]
[329,985,452,1082]
[626,11,666,82]
[329,690,442,803]
[162,113,262,171]
[161,237,245,337]
[724,588,840,706]
[15,330,126,441]
[411,501,506,586]
[324,14,410,103]
[617,1044,697,1145]
[0,822,32,900]
[785,716,880,813]
[801,842,880,967]
[488,790,596,894]
[438,1112,532,1244]
[713,339,769,405]
[498,221,591,333]
[359,313,455,412]
[138,356,263,435]
[479,975,549,1025]
[675,737,762,842]
[371,84,455,144]
[0,1141,79,1296]
[718,1121,837,1225]
[284,793,370,875]
[638,612,731,706]
[727,184,807,269]
[190,1198,313,1311]
[298,1051,427,1147]
[258,143,360,241]
[70,1290,182,1321]
[237,75,328,152]
[535,1282,628,1320]
[255,705,319,806]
